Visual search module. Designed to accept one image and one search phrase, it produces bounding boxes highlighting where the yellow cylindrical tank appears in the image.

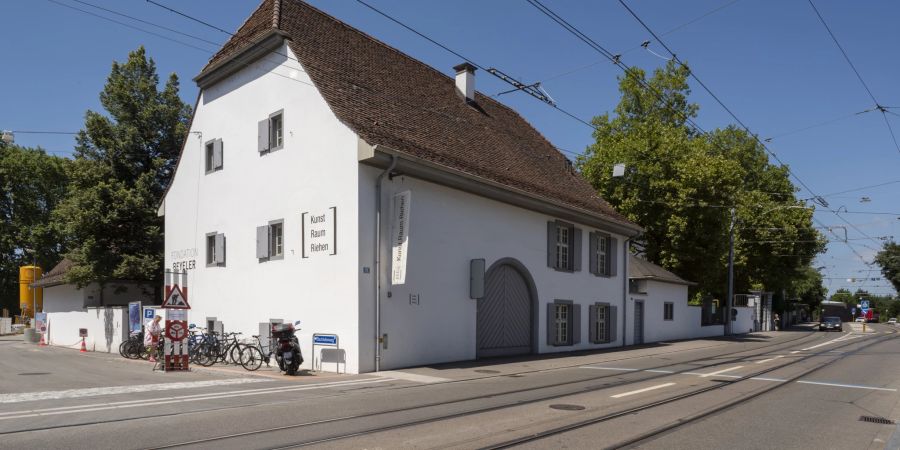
[19,266,43,319]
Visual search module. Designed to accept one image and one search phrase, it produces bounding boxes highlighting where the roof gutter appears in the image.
[358,142,642,238]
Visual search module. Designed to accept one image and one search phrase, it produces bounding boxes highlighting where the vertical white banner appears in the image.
[390,190,411,285]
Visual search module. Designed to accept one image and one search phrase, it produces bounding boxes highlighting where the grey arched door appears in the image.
[477,263,534,358]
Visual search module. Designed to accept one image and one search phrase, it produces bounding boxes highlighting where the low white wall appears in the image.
[0,318,11,335]
[46,307,127,352]
[733,306,754,334]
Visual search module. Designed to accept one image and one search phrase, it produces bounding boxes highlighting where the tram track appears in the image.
[148,330,838,449]
[481,328,898,450]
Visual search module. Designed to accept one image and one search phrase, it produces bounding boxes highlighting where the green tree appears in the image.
[53,47,190,298]
[875,241,900,293]
[830,288,854,305]
[0,142,70,314]
[579,61,824,300]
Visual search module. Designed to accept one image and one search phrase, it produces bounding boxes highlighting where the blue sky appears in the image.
[1,0,897,297]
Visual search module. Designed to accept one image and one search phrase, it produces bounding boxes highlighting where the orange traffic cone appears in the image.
[79,337,87,353]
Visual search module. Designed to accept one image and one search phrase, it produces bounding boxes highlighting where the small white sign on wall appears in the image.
[302,207,337,258]
[390,191,411,285]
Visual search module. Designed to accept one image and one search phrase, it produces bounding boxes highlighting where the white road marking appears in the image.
[796,381,898,392]
[698,366,744,378]
[775,355,785,359]
[611,382,676,398]
[374,371,450,384]
[755,358,775,364]
[645,369,675,374]
[750,377,787,382]
[801,334,861,351]
[0,378,269,404]
[790,351,801,354]
[580,366,639,372]
[0,378,394,421]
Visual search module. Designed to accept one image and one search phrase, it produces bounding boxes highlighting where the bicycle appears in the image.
[239,334,272,371]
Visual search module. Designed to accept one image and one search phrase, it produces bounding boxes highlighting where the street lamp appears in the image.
[726,204,815,335]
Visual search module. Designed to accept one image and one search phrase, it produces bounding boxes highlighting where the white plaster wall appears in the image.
[47,307,127,352]
[82,282,155,307]
[627,281,726,344]
[358,169,629,371]
[43,284,84,313]
[163,44,362,373]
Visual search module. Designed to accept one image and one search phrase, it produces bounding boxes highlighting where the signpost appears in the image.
[312,333,342,373]
[162,270,191,372]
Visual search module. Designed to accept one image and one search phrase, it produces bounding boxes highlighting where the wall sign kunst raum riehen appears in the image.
[302,207,337,258]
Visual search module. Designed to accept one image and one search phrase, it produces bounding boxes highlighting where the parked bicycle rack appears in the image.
[312,333,344,374]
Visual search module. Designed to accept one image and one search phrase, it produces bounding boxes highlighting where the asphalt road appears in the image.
[1,324,897,450]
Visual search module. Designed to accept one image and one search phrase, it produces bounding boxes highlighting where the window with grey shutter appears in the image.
[548,220,577,272]
[589,303,612,343]
[269,220,284,260]
[664,302,674,321]
[589,232,598,275]
[548,300,575,346]
[269,110,284,150]
[205,140,215,173]
[258,118,270,152]
[205,233,216,266]
[256,225,269,259]
[213,139,223,170]
[214,233,226,265]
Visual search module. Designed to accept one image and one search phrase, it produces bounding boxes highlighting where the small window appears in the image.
[205,141,215,172]
[206,232,225,267]
[597,234,608,275]
[556,225,570,270]
[594,304,610,343]
[269,112,283,150]
[664,302,674,321]
[205,139,223,173]
[555,303,570,345]
[269,221,283,259]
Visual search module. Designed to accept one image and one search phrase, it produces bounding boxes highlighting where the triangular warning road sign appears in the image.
[162,285,191,309]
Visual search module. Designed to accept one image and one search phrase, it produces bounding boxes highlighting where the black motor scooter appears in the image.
[272,321,303,375]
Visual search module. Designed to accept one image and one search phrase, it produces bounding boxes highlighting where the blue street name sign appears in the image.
[313,334,337,345]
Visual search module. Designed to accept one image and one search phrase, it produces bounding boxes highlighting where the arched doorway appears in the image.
[477,259,536,358]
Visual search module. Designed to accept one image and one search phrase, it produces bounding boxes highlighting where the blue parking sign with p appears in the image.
[144,308,156,320]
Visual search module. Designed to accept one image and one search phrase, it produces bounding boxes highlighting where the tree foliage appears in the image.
[53,47,191,291]
[875,241,900,293]
[579,61,825,301]
[0,142,70,314]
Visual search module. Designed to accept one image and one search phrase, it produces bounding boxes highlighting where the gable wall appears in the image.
[163,43,363,373]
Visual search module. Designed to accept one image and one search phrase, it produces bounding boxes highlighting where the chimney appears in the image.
[453,62,476,103]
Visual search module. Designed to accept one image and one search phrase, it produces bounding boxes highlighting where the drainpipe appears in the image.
[622,237,629,347]
[374,153,397,372]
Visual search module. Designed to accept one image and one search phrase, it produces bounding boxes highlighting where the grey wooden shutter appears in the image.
[546,303,556,346]
[213,139,223,169]
[609,305,618,342]
[258,119,270,152]
[572,304,581,345]
[256,226,269,259]
[589,232,598,275]
[214,234,226,265]
[588,304,598,343]
[609,237,618,277]
[547,221,556,268]
[572,228,582,272]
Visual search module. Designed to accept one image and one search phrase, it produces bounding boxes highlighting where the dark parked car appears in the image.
[819,316,843,332]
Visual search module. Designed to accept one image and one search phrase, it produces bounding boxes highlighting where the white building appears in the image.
[160,0,644,373]
[34,258,155,351]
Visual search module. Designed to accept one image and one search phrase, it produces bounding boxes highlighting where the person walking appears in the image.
[145,315,163,362]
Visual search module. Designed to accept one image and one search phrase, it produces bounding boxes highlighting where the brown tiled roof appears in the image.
[32,258,73,288]
[629,254,695,286]
[198,0,637,230]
